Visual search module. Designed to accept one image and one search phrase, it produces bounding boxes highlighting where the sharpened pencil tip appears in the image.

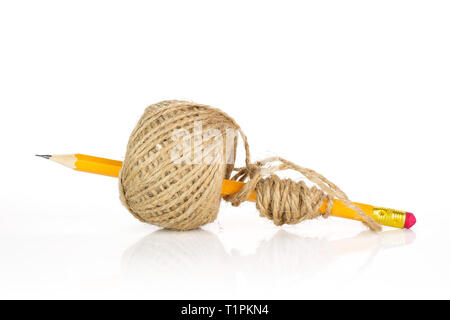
[36,154,52,159]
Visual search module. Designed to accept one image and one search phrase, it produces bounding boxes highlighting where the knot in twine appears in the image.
[119,100,381,232]
[225,157,380,231]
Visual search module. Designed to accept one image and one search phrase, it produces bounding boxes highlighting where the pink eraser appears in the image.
[404,212,416,229]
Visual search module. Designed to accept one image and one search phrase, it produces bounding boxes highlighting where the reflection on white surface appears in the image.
[0,205,430,299]
[121,228,415,296]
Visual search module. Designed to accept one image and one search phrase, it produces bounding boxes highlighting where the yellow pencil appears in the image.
[36,153,416,229]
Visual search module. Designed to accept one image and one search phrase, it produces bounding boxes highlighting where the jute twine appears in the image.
[119,100,381,231]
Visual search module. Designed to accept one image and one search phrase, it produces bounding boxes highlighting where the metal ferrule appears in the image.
[372,207,406,228]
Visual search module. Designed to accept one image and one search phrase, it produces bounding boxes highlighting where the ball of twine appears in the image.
[119,100,380,231]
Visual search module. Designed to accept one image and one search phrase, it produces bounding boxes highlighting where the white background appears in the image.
[0,1,449,299]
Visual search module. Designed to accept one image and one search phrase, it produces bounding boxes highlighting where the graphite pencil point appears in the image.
[36,154,52,159]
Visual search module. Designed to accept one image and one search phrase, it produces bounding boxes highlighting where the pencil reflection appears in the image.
[121,228,415,290]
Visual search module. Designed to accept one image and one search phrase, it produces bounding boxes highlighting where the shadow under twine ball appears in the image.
[119,100,380,231]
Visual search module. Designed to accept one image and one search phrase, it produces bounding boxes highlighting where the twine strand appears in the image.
[119,100,381,231]
[225,157,381,231]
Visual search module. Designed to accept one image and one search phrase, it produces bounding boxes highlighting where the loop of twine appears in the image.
[224,156,381,232]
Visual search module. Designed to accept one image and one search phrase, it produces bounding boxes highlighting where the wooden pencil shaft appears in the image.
[44,154,407,228]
